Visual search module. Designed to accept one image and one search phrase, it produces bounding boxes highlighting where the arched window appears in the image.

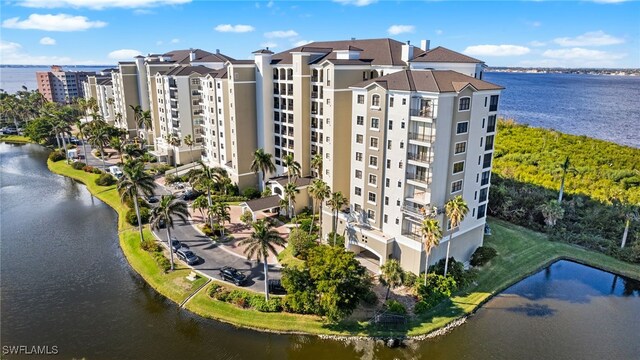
[372,94,380,107]
[287,68,293,80]
[273,68,279,80]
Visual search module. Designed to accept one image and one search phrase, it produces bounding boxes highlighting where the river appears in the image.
[1,142,639,359]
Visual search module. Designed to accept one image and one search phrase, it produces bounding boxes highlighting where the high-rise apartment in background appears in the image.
[36,65,96,103]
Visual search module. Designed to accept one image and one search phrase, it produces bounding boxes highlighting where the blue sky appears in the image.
[1,0,638,68]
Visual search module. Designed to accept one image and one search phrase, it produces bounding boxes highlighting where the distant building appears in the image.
[36,65,96,103]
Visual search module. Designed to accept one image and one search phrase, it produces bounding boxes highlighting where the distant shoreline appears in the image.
[487,68,639,76]
[1,65,116,68]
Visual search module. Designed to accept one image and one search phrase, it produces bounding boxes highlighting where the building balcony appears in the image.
[408,132,435,144]
[401,204,427,220]
[406,171,432,186]
[172,120,180,128]
[410,108,434,118]
[407,152,433,164]
[311,91,318,99]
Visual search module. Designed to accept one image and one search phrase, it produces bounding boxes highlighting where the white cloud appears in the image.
[435,29,443,35]
[542,47,625,60]
[553,31,624,47]
[463,44,531,57]
[265,30,298,38]
[2,13,107,31]
[387,25,415,35]
[261,42,278,49]
[108,49,142,60]
[267,0,274,7]
[590,0,629,3]
[293,40,312,47]
[39,36,56,45]
[526,21,541,27]
[0,39,103,65]
[19,0,191,10]
[170,38,180,44]
[529,40,546,47]
[332,0,377,6]
[214,24,254,33]
[156,40,163,45]
[528,47,628,67]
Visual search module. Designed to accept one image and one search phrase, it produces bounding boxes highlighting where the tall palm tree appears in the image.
[238,220,286,300]
[183,134,194,164]
[310,153,323,178]
[380,259,404,300]
[444,195,469,276]
[192,195,209,224]
[251,148,276,191]
[557,156,577,203]
[283,182,299,219]
[621,205,639,249]
[308,179,330,235]
[110,136,125,164]
[327,191,347,246]
[75,120,90,163]
[129,104,143,144]
[282,153,301,183]
[189,162,220,208]
[213,202,231,237]
[87,122,110,170]
[420,218,443,286]
[166,134,181,171]
[149,195,189,271]
[117,161,157,243]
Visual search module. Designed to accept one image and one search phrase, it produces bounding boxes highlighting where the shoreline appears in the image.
[45,157,640,340]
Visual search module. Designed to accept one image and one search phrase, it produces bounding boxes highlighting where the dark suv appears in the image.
[219,266,247,286]
[176,248,198,265]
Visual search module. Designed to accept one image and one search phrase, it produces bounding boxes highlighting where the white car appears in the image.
[108,166,123,178]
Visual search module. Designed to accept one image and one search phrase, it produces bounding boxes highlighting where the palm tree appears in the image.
[621,205,639,249]
[557,156,577,203]
[283,182,299,219]
[166,134,181,171]
[420,218,443,286]
[209,202,231,237]
[192,195,209,224]
[129,104,143,144]
[183,134,194,164]
[110,136,125,164]
[443,195,469,276]
[189,162,219,208]
[327,191,347,246]
[114,112,123,128]
[87,122,110,170]
[282,153,301,183]
[149,195,189,271]
[251,148,276,191]
[380,259,404,300]
[238,220,286,300]
[308,179,330,235]
[540,200,565,227]
[310,153,323,178]
[75,120,90,163]
[117,161,157,243]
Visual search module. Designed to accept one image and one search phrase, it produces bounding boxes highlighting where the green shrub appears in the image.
[429,257,475,289]
[202,223,213,236]
[416,274,457,312]
[385,300,407,315]
[208,283,223,298]
[402,271,418,288]
[361,290,378,306]
[141,239,160,252]
[213,289,231,302]
[152,252,170,272]
[242,187,261,200]
[261,187,272,197]
[287,228,317,259]
[298,218,318,233]
[227,290,251,308]
[126,207,151,226]
[470,246,498,267]
[327,232,345,247]
[92,168,103,174]
[48,150,65,162]
[240,211,253,225]
[82,165,95,173]
[249,295,283,312]
[72,161,86,170]
[282,292,317,314]
[124,196,147,209]
[95,173,116,186]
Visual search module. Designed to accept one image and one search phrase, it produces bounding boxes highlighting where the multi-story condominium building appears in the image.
[335,69,502,274]
[83,70,116,123]
[36,65,95,103]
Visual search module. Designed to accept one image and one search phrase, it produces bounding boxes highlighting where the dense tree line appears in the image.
[491,120,640,263]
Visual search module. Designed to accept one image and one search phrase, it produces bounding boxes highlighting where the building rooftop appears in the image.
[165,65,218,77]
[352,69,503,93]
[410,46,482,64]
[268,176,313,188]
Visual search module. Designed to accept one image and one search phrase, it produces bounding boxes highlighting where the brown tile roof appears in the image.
[410,46,482,63]
[252,48,274,54]
[165,65,218,77]
[161,49,233,64]
[228,59,255,65]
[191,53,235,63]
[271,38,426,66]
[352,70,503,93]
[269,176,313,187]
[243,195,282,212]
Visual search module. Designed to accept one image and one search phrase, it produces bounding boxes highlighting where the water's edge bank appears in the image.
[45,158,640,340]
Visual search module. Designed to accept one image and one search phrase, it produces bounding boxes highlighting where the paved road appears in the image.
[79,142,281,292]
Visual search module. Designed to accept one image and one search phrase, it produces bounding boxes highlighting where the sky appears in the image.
[0,0,638,68]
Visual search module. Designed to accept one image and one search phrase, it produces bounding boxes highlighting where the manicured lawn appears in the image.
[0,135,32,143]
[46,159,640,337]
[276,245,305,269]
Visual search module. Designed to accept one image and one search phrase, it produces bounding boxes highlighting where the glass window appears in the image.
[485,135,494,151]
[451,180,463,193]
[355,187,362,196]
[369,174,377,186]
[481,170,491,185]
[477,204,486,219]
[355,152,363,161]
[455,142,467,154]
[479,187,488,202]
[355,170,362,179]
[389,97,394,107]
[368,192,376,203]
[369,156,378,167]
[459,97,470,111]
[356,134,363,144]
[483,153,492,169]
[456,122,469,134]
[453,161,465,174]
[357,94,364,104]
[367,209,375,219]
[371,118,379,129]
[357,116,364,125]
[370,137,378,149]
[372,94,380,107]
[489,95,499,111]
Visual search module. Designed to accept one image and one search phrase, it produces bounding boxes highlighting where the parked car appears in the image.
[219,266,247,286]
[170,239,185,252]
[176,248,198,265]
[3,127,18,135]
[108,166,123,178]
[180,189,202,201]
[267,279,286,295]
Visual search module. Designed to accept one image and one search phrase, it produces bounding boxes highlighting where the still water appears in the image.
[1,143,639,359]
[483,72,640,148]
